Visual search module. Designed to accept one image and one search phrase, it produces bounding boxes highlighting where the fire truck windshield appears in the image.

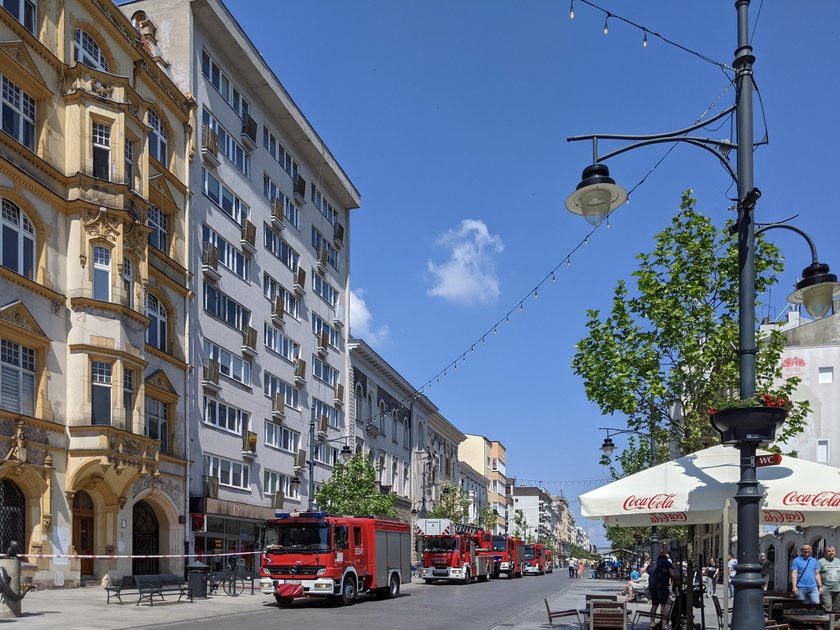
[524,546,535,560]
[492,536,507,552]
[262,522,330,553]
[424,536,458,552]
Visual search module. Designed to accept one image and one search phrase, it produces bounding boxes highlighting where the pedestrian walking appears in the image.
[568,557,577,579]
[792,544,822,604]
[705,557,718,598]
[578,559,585,579]
[759,552,771,592]
[818,545,840,611]
[647,552,677,630]
[727,552,737,598]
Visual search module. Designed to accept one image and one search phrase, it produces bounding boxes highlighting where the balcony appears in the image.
[242,430,258,458]
[271,297,285,326]
[333,222,345,249]
[294,357,306,385]
[201,241,220,281]
[240,115,257,150]
[334,383,344,407]
[317,415,328,439]
[316,246,329,275]
[316,331,329,357]
[240,220,257,253]
[241,326,258,357]
[271,393,285,421]
[293,267,306,296]
[271,197,285,229]
[201,125,220,167]
[68,425,161,478]
[202,360,221,391]
[293,174,306,206]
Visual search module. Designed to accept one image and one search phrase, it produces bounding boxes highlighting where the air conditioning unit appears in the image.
[201,125,220,166]
[293,174,306,205]
[271,197,285,229]
[271,491,285,509]
[205,475,219,499]
[317,331,329,356]
[271,297,285,325]
[293,267,306,296]
[240,220,257,253]
[294,449,307,471]
[271,393,285,420]
[334,383,344,407]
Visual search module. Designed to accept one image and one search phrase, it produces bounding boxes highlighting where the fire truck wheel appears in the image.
[386,573,400,598]
[339,576,357,606]
[274,595,294,607]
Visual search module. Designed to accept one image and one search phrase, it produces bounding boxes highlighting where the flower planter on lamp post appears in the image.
[710,407,788,446]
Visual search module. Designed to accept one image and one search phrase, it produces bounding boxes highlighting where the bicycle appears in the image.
[208,558,248,597]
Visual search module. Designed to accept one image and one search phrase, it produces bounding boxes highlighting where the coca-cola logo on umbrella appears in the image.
[622,493,676,511]
[649,512,687,524]
[782,491,840,508]
[762,510,805,524]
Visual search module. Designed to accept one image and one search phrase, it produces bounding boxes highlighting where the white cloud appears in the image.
[349,288,390,345]
[426,219,504,306]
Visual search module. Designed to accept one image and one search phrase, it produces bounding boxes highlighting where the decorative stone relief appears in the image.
[83,207,120,244]
[41,514,52,532]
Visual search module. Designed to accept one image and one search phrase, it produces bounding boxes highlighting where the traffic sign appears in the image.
[756,453,782,467]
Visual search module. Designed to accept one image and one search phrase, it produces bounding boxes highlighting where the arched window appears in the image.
[1,199,35,279]
[145,294,168,352]
[148,110,168,165]
[92,245,111,301]
[0,479,25,555]
[73,29,109,72]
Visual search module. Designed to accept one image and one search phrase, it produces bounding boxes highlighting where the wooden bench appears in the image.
[105,575,138,604]
[134,574,193,606]
[590,601,627,630]
[546,598,582,628]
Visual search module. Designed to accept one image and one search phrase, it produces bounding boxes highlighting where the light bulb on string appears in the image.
[494,326,498,335]
[567,258,571,266]
[606,216,611,229]
[552,272,556,283]
[584,235,589,245]
[643,31,648,48]
[534,289,538,299]
[603,13,610,34]
[505,315,510,324]
[519,303,524,312]
[569,0,574,19]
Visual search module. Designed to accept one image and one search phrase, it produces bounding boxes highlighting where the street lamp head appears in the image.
[565,163,628,226]
[787,261,840,319]
[339,444,353,463]
[600,437,616,457]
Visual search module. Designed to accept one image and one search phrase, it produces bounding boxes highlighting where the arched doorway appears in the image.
[0,479,25,556]
[132,500,159,575]
[72,491,95,577]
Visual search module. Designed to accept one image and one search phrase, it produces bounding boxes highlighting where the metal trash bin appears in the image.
[187,561,210,599]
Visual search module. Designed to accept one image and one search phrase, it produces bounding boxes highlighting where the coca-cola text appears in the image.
[623,493,676,511]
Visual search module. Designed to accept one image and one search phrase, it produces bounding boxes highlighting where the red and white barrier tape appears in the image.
[24,550,259,560]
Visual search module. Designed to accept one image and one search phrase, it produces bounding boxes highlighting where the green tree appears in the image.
[511,509,531,542]
[427,484,470,523]
[315,453,397,517]
[474,504,498,532]
[572,190,808,467]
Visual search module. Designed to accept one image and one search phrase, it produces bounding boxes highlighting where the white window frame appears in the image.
[264,371,299,409]
[264,323,299,362]
[123,367,134,424]
[263,273,300,320]
[203,339,251,384]
[202,224,249,281]
[311,314,338,348]
[0,337,35,416]
[205,454,250,490]
[264,469,300,500]
[819,367,834,384]
[92,122,111,180]
[817,439,830,463]
[148,109,168,165]
[147,206,168,252]
[0,198,35,279]
[201,50,250,119]
[202,109,249,175]
[262,126,299,180]
[3,0,37,34]
[312,356,338,389]
[310,182,339,225]
[201,168,249,226]
[1,75,36,151]
[312,397,339,428]
[263,175,299,228]
[313,273,338,307]
[311,226,339,271]
[91,360,112,425]
[263,224,299,271]
[74,29,109,71]
[264,420,300,453]
[145,293,168,351]
[146,396,169,454]
[92,245,111,301]
[203,283,251,330]
[203,396,248,436]
[124,139,135,190]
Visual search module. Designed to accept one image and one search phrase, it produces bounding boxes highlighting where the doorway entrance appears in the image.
[72,491,95,577]
[132,500,160,575]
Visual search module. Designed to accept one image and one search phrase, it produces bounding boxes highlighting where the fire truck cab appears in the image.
[523,543,545,575]
[544,549,554,573]
[487,535,524,578]
[416,518,494,584]
[258,511,410,606]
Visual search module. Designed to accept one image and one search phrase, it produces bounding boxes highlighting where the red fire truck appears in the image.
[258,511,410,606]
[523,543,546,575]
[544,549,554,573]
[416,518,494,584]
[483,534,524,579]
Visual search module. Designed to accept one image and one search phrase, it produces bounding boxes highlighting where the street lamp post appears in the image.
[599,427,658,560]
[565,4,839,629]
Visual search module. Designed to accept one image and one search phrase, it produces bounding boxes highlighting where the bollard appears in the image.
[0,558,23,618]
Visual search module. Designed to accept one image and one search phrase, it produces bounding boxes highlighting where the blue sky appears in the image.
[226,1,840,547]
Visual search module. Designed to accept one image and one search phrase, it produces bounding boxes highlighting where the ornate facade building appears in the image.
[0,0,192,587]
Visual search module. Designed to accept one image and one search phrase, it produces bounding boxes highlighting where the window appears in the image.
[145,294,168,351]
[1,75,36,151]
[263,224,299,271]
[92,245,111,301]
[201,50,250,119]
[204,283,250,330]
[819,367,834,384]
[817,439,829,463]
[264,323,299,362]
[124,139,135,190]
[202,109,249,175]
[2,0,37,34]
[146,397,168,454]
[311,227,338,271]
[91,360,112,425]
[148,109,168,165]
[312,356,338,388]
[263,273,300,319]
[262,127,299,180]
[312,397,339,428]
[1,198,35,279]
[147,206,168,252]
[73,29,109,71]
[92,122,111,180]
[205,454,250,490]
[264,372,299,409]
[201,168,249,226]
[264,470,300,500]
[122,257,133,308]
[202,224,248,280]
[264,420,300,453]
[313,273,338,307]
[203,340,250,384]
[0,338,34,415]
[203,396,248,435]
[123,368,134,424]
[311,314,338,348]
[310,183,339,225]
[263,175,299,228]
[314,444,337,466]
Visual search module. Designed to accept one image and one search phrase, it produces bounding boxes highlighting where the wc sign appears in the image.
[756,453,783,467]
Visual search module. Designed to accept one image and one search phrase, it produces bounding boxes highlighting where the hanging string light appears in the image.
[569,0,574,19]
[642,30,648,48]
[603,12,610,34]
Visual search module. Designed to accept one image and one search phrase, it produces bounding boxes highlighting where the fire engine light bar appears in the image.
[300,511,326,518]
[274,512,291,519]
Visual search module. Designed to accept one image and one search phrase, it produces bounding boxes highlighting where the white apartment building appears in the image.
[458,461,489,524]
[512,486,558,546]
[122,0,360,566]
